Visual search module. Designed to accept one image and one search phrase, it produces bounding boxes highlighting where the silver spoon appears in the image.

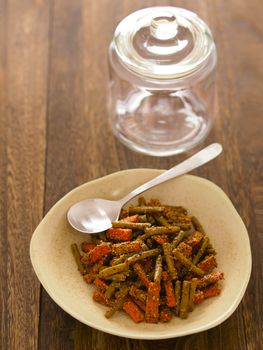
[67,143,222,234]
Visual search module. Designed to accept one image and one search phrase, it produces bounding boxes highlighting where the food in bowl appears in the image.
[71,196,224,324]
[30,170,251,339]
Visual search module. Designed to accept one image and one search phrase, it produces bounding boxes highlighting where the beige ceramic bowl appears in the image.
[30,169,252,339]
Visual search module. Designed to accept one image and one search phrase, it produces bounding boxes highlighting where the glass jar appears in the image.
[108,7,217,156]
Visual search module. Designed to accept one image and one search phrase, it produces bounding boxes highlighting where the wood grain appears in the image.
[0,0,49,349]
[0,0,262,349]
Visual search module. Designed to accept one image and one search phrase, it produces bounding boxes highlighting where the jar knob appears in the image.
[150,15,178,40]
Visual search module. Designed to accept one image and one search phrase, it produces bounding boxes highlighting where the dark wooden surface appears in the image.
[0,0,262,349]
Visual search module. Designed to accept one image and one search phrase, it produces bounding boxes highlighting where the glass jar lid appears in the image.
[113,7,215,79]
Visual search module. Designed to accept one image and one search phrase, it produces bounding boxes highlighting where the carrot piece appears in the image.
[159,307,173,323]
[94,277,108,291]
[177,242,192,258]
[162,271,176,308]
[93,290,110,306]
[120,214,139,223]
[197,255,217,273]
[193,291,205,304]
[81,241,96,253]
[81,243,111,266]
[145,282,160,323]
[123,296,144,323]
[133,263,151,288]
[112,240,142,255]
[203,283,222,298]
[197,272,224,288]
[83,273,95,284]
[107,228,133,241]
[193,283,221,304]
[152,235,169,245]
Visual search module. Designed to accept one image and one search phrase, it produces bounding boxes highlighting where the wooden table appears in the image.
[0,0,262,349]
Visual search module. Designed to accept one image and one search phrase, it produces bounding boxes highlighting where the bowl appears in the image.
[30,169,252,339]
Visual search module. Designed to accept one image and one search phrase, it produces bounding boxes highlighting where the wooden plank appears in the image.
[0,0,49,349]
[39,0,92,348]
[43,0,120,214]
[209,1,263,350]
[0,0,9,347]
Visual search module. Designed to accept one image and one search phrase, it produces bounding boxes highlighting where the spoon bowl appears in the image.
[67,199,121,233]
[67,143,223,234]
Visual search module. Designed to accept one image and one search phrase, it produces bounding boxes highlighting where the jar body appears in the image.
[108,43,217,156]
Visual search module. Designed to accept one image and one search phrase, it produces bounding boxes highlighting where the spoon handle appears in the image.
[119,143,223,206]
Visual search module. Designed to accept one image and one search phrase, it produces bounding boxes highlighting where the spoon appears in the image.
[67,143,222,234]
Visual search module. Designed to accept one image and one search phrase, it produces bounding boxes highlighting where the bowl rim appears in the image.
[30,169,252,339]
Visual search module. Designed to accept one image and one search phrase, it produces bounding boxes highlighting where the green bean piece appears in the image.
[164,210,178,221]
[207,242,217,255]
[163,243,177,280]
[129,286,147,302]
[132,230,144,240]
[178,223,191,231]
[110,254,130,266]
[140,241,149,251]
[140,226,180,240]
[99,262,128,278]
[147,214,156,225]
[147,271,154,281]
[188,278,198,312]
[129,206,165,214]
[173,250,205,276]
[105,281,121,300]
[90,234,100,244]
[164,205,188,215]
[98,232,107,240]
[153,214,170,227]
[178,267,188,280]
[133,280,144,288]
[175,280,181,316]
[207,247,217,255]
[193,236,209,265]
[105,285,130,318]
[138,196,147,206]
[126,248,161,265]
[180,281,190,319]
[138,215,148,223]
[171,231,185,248]
[103,271,130,282]
[71,244,86,275]
[154,254,163,283]
[186,223,196,235]
[146,238,154,249]
[111,222,152,229]
[191,216,205,234]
